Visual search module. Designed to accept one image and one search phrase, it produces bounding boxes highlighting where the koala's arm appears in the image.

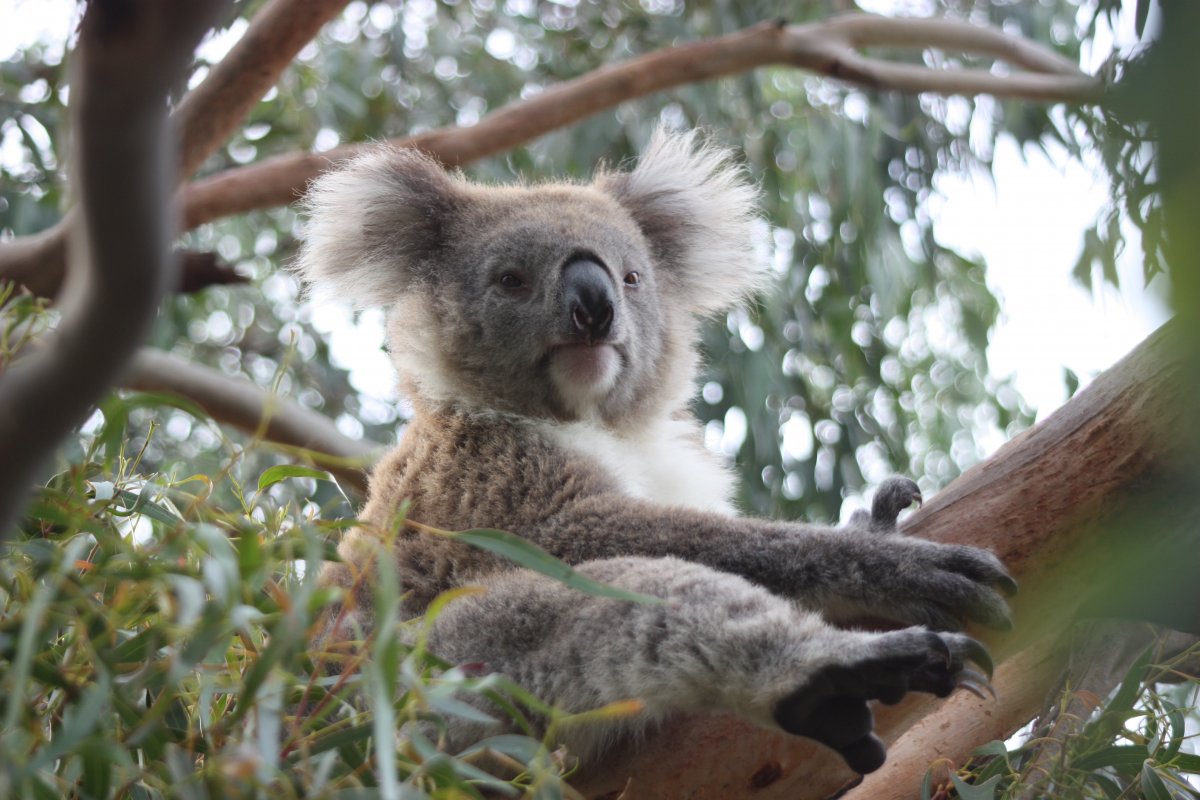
[522,496,1016,632]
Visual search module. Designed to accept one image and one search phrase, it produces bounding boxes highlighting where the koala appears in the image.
[296,128,1016,777]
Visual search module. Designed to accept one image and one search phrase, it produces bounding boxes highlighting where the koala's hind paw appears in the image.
[871,477,922,531]
[772,629,992,774]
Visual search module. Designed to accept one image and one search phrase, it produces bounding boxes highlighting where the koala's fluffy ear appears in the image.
[599,127,770,314]
[296,146,462,307]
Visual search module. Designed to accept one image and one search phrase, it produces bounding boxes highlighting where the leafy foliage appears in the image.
[928,643,1200,800]
[0,327,639,796]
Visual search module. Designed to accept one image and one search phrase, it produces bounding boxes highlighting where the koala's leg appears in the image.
[426,556,991,774]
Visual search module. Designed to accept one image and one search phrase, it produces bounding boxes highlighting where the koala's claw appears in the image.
[773,629,992,774]
[844,476,923,534]
[870,477,922,532]
[955,669,997,700]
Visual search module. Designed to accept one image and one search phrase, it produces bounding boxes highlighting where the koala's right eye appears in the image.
[498,272,526,289]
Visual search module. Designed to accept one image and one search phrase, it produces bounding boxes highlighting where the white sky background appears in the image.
[0,0,1170,432]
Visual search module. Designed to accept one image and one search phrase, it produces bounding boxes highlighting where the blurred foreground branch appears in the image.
[0,0,229,536]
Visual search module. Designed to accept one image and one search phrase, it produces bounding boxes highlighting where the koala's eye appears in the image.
[623,271,641,287]
[498,272,525,289]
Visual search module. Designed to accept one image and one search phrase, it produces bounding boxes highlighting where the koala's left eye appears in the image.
[498,272,525,289]
[623,271,641,287]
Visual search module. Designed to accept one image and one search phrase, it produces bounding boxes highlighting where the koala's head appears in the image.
[296,128,768,426]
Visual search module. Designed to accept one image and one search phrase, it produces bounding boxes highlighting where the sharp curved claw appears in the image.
[998,574,1019,596]
[955,678,989,700]
[962,638,994,679]
[955,669,996,700]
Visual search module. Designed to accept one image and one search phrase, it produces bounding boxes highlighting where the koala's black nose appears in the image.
[563,258,614,342]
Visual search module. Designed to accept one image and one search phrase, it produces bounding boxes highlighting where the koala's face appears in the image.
[297,128,769,425]
[422,186,668,421]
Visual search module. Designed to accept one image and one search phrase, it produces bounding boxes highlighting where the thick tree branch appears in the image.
[573,322,1196,798]
[0,0,229,536]
[846,636,1067,800]
[0,14,1099,299]
[123,347,378,493]
[175,0,351,180]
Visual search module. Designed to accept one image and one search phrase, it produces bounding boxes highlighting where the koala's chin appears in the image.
[548,343,621,414]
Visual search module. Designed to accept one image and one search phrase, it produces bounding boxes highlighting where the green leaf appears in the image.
[460,734,546,764]
[426,692,497,725]
[452,528,661,604]
[1072,744,1151,776]
[1139,763,1174,800]
[972,740,1010,759]
[1170,752,1200,772]
[1063,366,1080,398]
[1162,700,1186,760]
[115,489,184,526]
[950,773,1002,800]
[1086,773,1125,800]
[257,464,332,492]
[77,738,116,800]
[920,768,933,800]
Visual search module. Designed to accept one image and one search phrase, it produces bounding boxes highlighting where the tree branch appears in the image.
[174,0,351,180]
[572,322,1197,798]
[844,635,1067,800]
[181,15,1098,229]
[122,347,378,494]
[0,0,230,536]
[0,13,1100,299]
[0,0,349,300]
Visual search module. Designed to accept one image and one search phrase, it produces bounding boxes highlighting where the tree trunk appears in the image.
[573,321,1198,799]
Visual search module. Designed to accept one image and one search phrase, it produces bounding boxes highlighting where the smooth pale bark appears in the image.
[573,322,1195,799]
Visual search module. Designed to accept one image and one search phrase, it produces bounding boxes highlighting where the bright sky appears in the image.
[0,0,1169,438]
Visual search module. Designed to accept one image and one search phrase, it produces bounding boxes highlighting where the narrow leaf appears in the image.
[950,774,1002,800]
[452,528,660,604]
[258,464,332,492]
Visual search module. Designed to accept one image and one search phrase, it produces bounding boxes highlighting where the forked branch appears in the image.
[0,13,1100,299]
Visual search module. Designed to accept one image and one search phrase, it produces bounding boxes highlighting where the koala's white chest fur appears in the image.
[540,417,737,515]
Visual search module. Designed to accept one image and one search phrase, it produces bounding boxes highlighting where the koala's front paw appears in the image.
[773,628,992,774]
[844,476,922,534]
[854,536,1019,632]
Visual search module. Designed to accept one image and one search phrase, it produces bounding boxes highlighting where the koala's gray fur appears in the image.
[297,128,1016,776]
